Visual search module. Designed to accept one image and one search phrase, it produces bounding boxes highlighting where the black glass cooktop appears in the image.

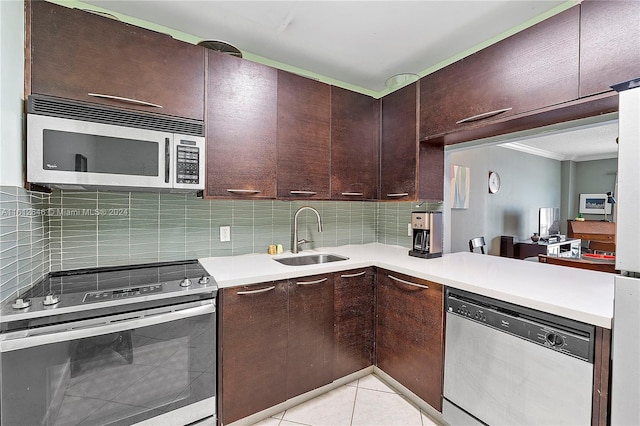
[22,260,210,299]
[1,260,216,328]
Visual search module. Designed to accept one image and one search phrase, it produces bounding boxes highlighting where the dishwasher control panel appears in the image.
[446,288,595,363]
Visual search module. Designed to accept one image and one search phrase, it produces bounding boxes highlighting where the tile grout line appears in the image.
[350,378,360,426]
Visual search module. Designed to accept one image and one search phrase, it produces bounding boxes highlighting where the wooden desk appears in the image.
[567,220,616,252]
[538,254,618,273]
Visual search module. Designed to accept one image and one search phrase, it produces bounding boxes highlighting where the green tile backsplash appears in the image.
[0,186,50,301]
[0,186,440,300]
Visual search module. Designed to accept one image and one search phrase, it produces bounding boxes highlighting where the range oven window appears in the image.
[1,303,215,426]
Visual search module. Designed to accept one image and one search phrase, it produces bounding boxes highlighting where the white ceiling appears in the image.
[499,120,619,162]
[79,0,617,161]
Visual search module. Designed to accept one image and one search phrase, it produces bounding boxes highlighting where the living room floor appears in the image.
[251,374,442,426]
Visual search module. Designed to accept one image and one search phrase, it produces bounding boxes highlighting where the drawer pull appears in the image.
[290,190,317,195]
[87,93,163,109]
[340,271,366,278]
[296,278,328,286]
[387,274,429,290]
[455,107,512,124]
[236,286,275,295]
[386,193,409,198]
[227,189,262,194]
[341,192,364,196]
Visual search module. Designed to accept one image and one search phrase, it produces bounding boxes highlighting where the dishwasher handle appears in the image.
[0,300,215,353]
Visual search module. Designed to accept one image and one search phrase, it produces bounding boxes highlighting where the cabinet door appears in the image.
[220,281,288,424]
[287,274,335,398]
[376,270,444,411]
[331,88,379,200]
[205,51,277,198]
[334,268,375,379]
[380,83,418,201]
[30,1,205,121]
[418,141,444,201]
[420,6,579,140]
[277,71,331,199]
[579,0,640,97]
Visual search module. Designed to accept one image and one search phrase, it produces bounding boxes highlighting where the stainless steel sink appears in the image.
[274,253,349,266]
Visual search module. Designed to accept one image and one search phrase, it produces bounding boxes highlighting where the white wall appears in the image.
[0,0,25,186]
[447,145,561,255]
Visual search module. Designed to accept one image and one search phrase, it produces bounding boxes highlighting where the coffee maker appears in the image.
[409,211,443,259]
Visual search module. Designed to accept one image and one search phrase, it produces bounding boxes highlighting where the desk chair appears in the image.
[469,236,486,254]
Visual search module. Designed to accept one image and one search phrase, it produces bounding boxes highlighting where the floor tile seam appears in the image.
[349,383,359,426]
[356,386,397,395]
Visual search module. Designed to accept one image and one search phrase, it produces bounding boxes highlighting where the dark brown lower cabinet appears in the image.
[219,281,289,425]
[287,274,335,398]
[334,268,375,380]
[376,269,444,411]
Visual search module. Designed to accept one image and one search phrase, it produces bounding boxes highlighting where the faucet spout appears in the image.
[293,206,323,253]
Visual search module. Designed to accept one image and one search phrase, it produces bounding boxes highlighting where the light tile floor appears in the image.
[251,374,442,426]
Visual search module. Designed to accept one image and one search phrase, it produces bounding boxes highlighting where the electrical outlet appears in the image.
[408,223,412,237]
[220,226,231,242]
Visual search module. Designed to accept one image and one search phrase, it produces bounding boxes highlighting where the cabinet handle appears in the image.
[296,278,328,286]
[341,192,364,196]
[226,189,262,194]
[455,107,512,124]
[386,193,409,198]
[290,190,317,195]
[236,286,275,295]
[340,271,366,278]
[87,93,163,109]
[387,274,429,290]
[164,138,170,184]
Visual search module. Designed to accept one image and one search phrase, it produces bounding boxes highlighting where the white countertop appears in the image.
[199,243,614,328]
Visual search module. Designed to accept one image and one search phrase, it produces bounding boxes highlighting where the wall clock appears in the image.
[488,171,501,194]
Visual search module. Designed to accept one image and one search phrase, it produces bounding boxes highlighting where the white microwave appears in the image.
[27,113,205,192]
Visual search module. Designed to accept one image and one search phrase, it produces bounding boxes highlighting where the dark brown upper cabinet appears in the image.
[29,1,205,121]
[419,6,580,142]
[205,51,277,198]
[330,87,380,200]
[419,141,444,201]
[579,0,640,98]
[380,82,419,201]
[277,71,331,199]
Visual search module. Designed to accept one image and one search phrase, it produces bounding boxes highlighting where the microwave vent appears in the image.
[27,95,205,136]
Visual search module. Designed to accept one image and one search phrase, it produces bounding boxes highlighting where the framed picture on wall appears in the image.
[579,193,612,214]
[450,165,470,209]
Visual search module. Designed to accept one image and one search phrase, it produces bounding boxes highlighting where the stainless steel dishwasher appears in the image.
[443,288,596,426]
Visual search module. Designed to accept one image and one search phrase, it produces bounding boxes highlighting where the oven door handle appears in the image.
[0,301,215,353]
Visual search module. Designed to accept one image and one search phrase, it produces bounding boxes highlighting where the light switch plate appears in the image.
[220,226,231,242]
[408,223,412,237]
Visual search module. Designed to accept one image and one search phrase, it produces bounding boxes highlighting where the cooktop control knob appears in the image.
[12,298,32,309]
[180,278,192,287]
[43,293,60,306]
[198,275,210,285]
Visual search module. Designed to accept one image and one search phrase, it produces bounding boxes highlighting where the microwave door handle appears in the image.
[165,138,171,183]
[0,302,214,353]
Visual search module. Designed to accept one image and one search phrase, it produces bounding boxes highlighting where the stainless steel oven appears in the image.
[0,260,217,426]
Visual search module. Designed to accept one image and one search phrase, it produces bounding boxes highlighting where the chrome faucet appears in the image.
[292,206,323,253]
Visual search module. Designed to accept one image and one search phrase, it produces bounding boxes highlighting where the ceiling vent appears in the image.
[198,40,243,58]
